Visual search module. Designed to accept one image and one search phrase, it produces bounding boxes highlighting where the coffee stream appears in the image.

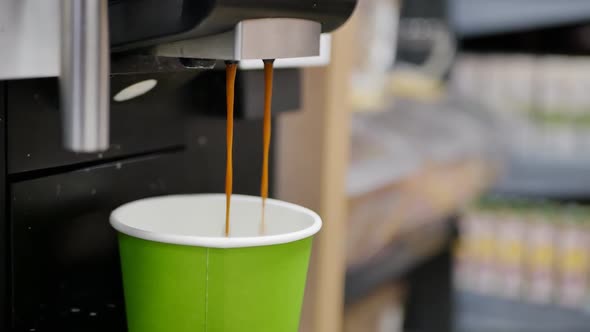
[225,62,238,237]
[224,60,275,237]
[260,59,275,235]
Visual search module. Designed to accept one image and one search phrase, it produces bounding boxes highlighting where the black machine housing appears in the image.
[110,0,357,50]
[0,0,357,331]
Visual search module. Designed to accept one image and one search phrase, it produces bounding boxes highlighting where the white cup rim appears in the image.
[110,194,322,248]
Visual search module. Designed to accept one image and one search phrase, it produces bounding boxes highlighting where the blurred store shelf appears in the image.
[346,99,499,265]
[345,219,455,305]
[493,155,590,201]
[456,291,590,332]
[345,99,500,305]
[348,99,500,198]
[451,0,590,38]
[451,53,590,200]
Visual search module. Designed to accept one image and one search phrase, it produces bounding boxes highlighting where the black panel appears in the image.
[460,22,590,55]
[182,116,275,197]
[109,0,215,46]
[189,69,301,119]
[7,73,190,174]
[0,82,7,330]
[11,152,188,332]
[401,0,447,18]
[403,242,454,332]
[7,70,288,175]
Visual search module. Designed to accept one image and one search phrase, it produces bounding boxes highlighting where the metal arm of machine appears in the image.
[60,0,110,153]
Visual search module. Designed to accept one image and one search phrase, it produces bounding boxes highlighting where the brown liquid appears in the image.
[260,59,275,234]
[225,62,238,236]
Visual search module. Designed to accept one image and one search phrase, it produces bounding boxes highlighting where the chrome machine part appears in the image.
[154,18,322,61]
[61,0,110,152]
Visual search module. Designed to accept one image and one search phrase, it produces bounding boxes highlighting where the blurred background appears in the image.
[278,0,590,331]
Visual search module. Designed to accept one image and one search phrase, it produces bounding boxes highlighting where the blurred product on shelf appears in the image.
[344,284,405,332]
[388,16,456,102]
[527,213,556,304]
[455,199,590,311]
[388,0,455,103]
[351,0,400,111]
[496,211,526,298]
[350,0,457,109]
[388,69,444,102]
[557,214,590,307]
[346,99,501,266]
[450,53,590,161]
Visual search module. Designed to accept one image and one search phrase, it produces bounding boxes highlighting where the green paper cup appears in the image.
[110,194,321,332]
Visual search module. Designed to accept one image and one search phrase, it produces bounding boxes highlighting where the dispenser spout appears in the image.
[154,18,322,61]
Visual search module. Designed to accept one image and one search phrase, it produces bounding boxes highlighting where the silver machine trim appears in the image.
[61,0,110,152]
[154,18,322,61]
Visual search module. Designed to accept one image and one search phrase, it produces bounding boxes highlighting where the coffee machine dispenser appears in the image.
[0,0,356,330]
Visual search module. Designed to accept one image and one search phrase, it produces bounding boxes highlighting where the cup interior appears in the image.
[110,194,322,248]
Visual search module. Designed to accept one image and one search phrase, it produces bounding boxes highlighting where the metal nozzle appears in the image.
[154,18,322,61]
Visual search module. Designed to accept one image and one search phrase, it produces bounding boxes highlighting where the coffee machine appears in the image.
[0,0,356,330]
